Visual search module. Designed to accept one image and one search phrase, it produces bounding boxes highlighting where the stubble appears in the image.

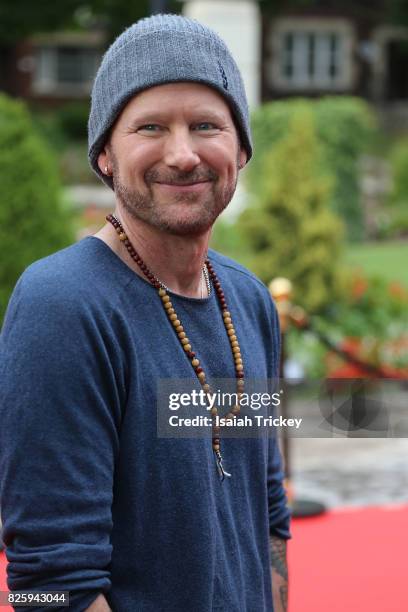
[110,151,239,237]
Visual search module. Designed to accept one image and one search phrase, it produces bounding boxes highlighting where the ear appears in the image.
[238,148,247,170]
[97,146,111,176]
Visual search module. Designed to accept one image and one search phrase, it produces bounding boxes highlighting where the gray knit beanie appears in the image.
[88,13,252,189]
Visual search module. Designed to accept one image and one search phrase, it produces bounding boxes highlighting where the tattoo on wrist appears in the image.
[270,535,288,581]
[279,584,288,609]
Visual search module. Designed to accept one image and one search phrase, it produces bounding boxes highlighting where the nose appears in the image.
[163,128,201,172]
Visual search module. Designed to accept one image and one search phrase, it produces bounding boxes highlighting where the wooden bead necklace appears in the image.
[106,213,244,480]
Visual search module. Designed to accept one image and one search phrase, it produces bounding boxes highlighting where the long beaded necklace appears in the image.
[106,213,244,480]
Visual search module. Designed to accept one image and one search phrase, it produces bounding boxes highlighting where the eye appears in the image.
[193,122,218,131]
[137,124,161,132]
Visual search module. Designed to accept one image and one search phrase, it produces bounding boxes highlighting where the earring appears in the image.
[104,165,110,175]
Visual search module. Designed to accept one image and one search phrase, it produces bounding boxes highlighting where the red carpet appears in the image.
[288,504,408,612]
[1,504,407,612]
[0,550,11,611]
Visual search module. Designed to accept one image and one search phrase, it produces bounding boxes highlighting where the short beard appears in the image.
[110,153,238,237]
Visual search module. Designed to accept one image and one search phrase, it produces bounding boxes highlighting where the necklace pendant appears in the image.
[214,449,231,481]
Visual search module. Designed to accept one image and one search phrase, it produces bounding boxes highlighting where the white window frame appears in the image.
[268,18,355,92]
[31,32,103,97]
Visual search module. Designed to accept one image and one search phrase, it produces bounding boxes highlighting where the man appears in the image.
[0,14,291,612]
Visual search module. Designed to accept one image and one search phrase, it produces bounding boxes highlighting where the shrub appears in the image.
[249,97,377,241]
[56,101,90,141]
[237,107,343,313]
[0,94,75,323]
[287,272,408,377]
[210,218,246,261]
[32,110,67,150]
[385,138,408,237]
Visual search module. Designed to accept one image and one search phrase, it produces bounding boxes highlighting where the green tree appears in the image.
[0,94,75,322]
[237,108,343,313]
[249,97,377,241]
[0,0,180,43]
[89,0,180,42]
[0,0,85,43]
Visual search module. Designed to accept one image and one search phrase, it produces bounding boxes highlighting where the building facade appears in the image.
[1,0,407,113]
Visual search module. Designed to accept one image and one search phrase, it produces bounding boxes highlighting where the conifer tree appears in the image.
[0,94,74,322]
[238,108,343,313]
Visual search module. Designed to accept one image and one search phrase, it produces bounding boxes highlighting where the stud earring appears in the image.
[104,165,109,175]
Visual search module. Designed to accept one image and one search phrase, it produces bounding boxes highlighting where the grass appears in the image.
[344,241,408,287]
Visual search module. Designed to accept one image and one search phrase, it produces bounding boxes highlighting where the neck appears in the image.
[95,208,211,298]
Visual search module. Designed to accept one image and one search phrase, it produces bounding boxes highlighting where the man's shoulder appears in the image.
[21,239,84,285]
[8,238,131,321]
[21,238,124,292]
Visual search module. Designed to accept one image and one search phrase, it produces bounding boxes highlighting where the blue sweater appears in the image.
[0,238,291,612]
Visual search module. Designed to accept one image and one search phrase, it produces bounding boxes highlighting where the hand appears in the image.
[85,593,112,611]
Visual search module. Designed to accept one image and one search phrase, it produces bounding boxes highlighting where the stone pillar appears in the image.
[182,0,261,110]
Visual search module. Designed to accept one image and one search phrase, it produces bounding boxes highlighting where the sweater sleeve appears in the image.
[266,295,292,540]
[0,268,125,611]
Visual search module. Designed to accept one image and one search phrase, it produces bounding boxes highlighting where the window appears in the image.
[269,19,354,91]
[33,44,101,95]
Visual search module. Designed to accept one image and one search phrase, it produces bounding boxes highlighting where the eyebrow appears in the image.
[125,109,230,129]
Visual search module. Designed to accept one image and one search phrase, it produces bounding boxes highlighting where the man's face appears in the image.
[99,82,246,236]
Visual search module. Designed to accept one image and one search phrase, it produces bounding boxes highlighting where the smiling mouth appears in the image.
[153,181,211,191]
[155,180,210,186]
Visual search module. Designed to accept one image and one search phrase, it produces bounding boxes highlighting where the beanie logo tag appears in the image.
[217,61,228,90]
